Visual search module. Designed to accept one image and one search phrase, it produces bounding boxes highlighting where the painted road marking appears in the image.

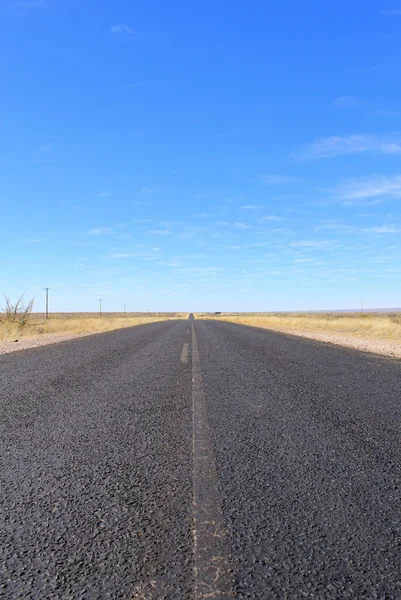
[180,342,189,364]
[191,323,233,599]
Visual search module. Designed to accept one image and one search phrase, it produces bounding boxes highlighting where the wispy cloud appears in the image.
[24,237,46,243]
[33,142,54,164]
[294,258,324,263]
[240,205,264,210]
[337,175,401,202]
[333,96,363,108]
[110,24,134,35]
[34,143,53,155]
[95,192,111,198]
[116,83,142,91]
[382,8,401,15]
[257,215,282,223]
[301,134,401,159]
[146,228,172,236]
[259,174,299,185]
[234,221,253,229]
[12,0,45,11]
[140,185,167,195]
[88,227,112,235]
[110,250,162,259]
[333,97,401,118]
[363,225,401,233]
[290,240,335,248]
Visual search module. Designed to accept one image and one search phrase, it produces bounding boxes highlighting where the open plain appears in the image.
[197,312,401,359]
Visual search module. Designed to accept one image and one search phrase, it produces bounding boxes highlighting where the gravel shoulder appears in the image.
[213,318,401,359]
[0,332,93,355]
[268,327,401,358]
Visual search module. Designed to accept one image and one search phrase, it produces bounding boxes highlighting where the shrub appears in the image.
[0,294,34,330]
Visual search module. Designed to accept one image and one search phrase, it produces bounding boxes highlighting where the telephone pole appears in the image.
[43,288,50,319]
[98,299,102,318]
[123,304,126,317]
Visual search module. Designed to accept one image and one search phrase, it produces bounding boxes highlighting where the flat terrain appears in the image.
[0,313,187,345]
[0,319,400,598]
[197,312,401,359]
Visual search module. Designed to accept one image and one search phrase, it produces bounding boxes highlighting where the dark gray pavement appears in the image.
[0,318,400,599]
[195,320,401,599]
[0,320,193,599]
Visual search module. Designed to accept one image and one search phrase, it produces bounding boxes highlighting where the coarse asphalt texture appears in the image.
[0,317,400,599]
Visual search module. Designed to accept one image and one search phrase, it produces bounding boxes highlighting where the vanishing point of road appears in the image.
[0,317,400,599]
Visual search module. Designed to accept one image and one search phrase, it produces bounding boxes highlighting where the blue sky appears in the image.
[1,0,401,312]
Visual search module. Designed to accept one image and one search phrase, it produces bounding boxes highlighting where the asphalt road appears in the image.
[0,318,400,599]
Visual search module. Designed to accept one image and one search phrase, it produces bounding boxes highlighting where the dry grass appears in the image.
[0,313,187,341]
[196,312,401,343]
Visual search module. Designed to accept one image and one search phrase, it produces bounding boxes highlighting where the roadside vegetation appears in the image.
[196,312,401,343]
[0,298,186,341]
[0,294,35,340]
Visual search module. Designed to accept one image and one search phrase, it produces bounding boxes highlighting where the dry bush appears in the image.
[0,294,35,340]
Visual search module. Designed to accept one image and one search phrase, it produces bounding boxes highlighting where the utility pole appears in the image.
[98,299,102,318]
[361,301,364,313]
[123,304,126,317]
[43,288,50,319]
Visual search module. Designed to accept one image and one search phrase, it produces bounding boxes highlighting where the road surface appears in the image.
[0,319,400,599]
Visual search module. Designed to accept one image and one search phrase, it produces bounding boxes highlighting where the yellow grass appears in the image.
[196,312,401,343]
[0,314,188,341]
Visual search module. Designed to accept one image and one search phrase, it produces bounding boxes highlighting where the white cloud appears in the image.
[33,142,54,164]
[111,251,161,259]
[24,237,46,243]
[337,175,401,201]
[146,229,172,236]
[333,96,362,108]
[302,134,401,159]
[88,227,112,235]
[38,143,52,154]
[363,225,401,233]
[234,221,253,229]
[290,240,335,248]
[240,205,264,210]
[116,83,142,91]
[13,0,45,9]
[33,143,53,156]
[111,253,140,258]
[382,9,401,15]
[110,24,134,35]
[140,185,167,194]
[259,174,299,185]
[257,215,282,223]
[95,192,111,197]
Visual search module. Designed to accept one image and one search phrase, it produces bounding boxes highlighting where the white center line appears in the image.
[180,342,189,364]
[191,322,234,599]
